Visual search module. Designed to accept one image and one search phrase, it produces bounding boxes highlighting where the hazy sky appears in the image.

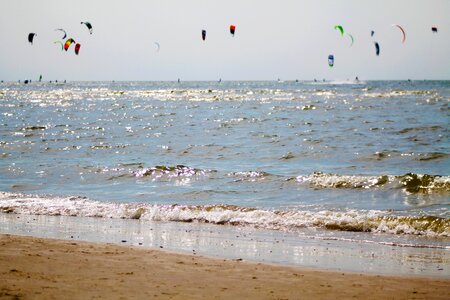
[1,0,449,81]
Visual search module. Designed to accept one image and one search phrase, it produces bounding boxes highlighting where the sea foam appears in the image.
[1,192,448,237]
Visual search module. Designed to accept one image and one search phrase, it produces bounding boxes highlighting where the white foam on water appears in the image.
[296,172,450,193]
[1,192,448,237]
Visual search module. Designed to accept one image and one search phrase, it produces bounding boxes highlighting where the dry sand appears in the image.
[0,234,449,300]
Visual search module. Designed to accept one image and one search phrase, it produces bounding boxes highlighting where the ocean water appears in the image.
[0,80,449,252]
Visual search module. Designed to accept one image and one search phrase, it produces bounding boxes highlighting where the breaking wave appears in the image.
[1,192,448,237]
[132,165,212,179]
[111,165,450,195]
[295,172,450,194]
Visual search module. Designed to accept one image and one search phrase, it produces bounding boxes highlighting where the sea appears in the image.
[1,80,449,276]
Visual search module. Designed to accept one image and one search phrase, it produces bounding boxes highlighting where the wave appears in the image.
[115,165,450,194]
[363,90,439,99]
[105,164,450,195]
[131,165,212,179]
[295,172,450,194]
[360,151,449,162]
[1,192,448,237]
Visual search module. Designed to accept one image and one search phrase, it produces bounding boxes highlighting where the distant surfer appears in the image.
[39,75,42,82]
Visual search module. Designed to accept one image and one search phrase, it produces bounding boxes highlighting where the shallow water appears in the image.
[1,213,448,277]
[0,80,449,250]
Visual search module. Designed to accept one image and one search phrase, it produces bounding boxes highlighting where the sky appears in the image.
[1,0,449,81]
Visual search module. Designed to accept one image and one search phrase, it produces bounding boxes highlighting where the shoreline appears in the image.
[1,233,449,299]
[1,213,449,278]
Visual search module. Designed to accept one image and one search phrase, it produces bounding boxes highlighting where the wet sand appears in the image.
[1,234,449,299]
[2,213,448,277]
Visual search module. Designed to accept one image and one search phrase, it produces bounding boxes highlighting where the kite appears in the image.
[55,28,67,39]
[334,25,345,36]
[28,33,36,44]
[431,26,438,33]
[54,41,64,51]
[374,42,380,56]
[202,30,206,41]
[230,25,236,36]
[328,54,334,67]
[392,24,406,43]
[334,25,352,46]
[81,21,93,34]
[64,38,76,51]
[346,33,354,46]
[75,43,81,55]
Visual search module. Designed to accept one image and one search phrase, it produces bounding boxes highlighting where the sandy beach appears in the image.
[1,234,449,300]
